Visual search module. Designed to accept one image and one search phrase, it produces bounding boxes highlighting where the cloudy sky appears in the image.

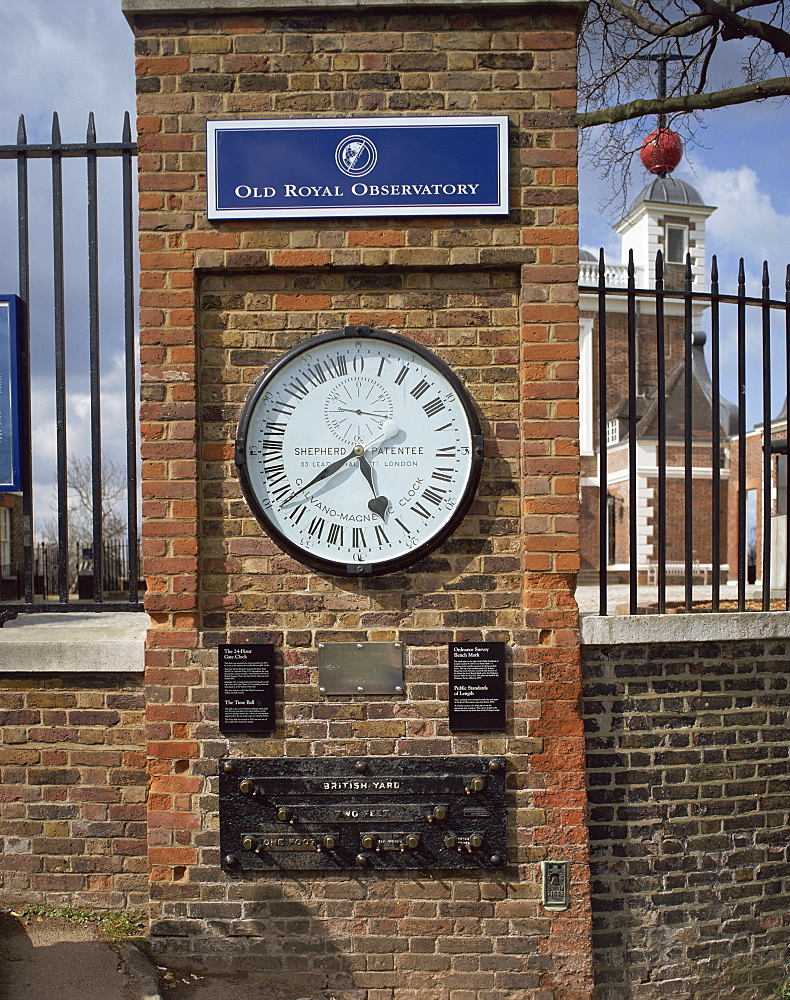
[0,0,787,526]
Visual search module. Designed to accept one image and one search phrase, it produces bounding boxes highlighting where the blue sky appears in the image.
[0,0,787,522]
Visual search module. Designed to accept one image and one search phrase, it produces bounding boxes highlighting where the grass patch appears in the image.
[10,904,146,942]
[774,979,790,999]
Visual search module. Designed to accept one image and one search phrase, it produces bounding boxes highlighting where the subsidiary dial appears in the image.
[324,377,394,445]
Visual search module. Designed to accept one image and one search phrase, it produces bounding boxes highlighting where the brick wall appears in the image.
[728,429,782,582]
[581,310,687,431]
[128,2,591,997]
[645,473,727,567]
[583,637,790,999]
[0,673,147,908]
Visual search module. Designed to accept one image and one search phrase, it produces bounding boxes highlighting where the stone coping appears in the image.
[0,612,149,673]
[581,611,790,645]
[123,0,584,16]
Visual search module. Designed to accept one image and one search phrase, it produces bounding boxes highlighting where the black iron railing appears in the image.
[0,114,141,621]
[581,251,790,616]
[28,540,143,603]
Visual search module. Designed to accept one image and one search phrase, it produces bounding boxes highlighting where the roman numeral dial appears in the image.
[235,326,483,576]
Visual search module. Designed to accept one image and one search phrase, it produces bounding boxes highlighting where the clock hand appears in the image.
[283,419,400,504]
[359,418,399,454]
[332,407,389,418]
[284,451,355,503]
[358,453,389,521]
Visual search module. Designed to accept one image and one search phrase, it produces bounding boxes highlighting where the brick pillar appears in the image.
[124,1,592,996]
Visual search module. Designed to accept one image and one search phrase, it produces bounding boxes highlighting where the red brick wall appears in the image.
[0,673,147,908]
[130,4,591,997]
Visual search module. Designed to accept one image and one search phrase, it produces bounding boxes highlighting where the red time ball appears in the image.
[640,129,683,176]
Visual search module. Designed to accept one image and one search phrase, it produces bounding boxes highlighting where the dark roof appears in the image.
[628,176,709,213]
[609,333,738,440]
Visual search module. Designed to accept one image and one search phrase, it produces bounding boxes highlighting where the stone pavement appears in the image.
[0,911,160,1000]
[0,910,359,1000]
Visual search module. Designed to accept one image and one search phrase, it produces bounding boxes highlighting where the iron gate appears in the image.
[0,112,141,621]
[581,250,790,615]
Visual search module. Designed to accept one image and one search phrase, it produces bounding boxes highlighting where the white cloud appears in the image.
[685,164,789,425]
[0,1,135,142]
[695,164,789,287]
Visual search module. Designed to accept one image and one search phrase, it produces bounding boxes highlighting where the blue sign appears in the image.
[206,116,509,220]
[0,296,21,492]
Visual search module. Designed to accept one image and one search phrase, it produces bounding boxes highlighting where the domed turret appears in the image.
[628,176,707,215]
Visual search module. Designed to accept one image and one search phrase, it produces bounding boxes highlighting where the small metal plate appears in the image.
[243,832,336,852]
[542,860,570,910]
[318,641,404,695]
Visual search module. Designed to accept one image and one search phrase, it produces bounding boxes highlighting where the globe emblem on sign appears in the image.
[335,135,377,177]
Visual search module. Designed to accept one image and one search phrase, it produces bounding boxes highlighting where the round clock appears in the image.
[235,325,484,576]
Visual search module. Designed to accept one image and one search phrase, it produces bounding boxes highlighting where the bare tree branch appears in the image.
[40,453,128,547]
[692,0,790,54]
[580,75,790,126]
[603,0,715,37]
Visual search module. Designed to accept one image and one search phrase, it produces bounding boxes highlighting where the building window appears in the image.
[606,419,620,445]
[0,506,10,571]
[666,225,688,264]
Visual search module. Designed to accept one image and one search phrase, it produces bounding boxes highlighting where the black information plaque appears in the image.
[449,642,506,731]
[219,644,275,733]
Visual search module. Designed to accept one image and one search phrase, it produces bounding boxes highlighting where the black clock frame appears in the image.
[234,325,484,577]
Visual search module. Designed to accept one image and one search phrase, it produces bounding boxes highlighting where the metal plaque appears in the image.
[449,642,507,731]
[318,641,404,696]
[287,803,433,824]
[219,644,275,733]
[244,832,335,852]
[219,756,507,872]
[207,116,509,220]
[542,860,570,911]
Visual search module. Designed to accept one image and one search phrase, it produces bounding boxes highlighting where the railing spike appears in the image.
[122,110,132,143]
[763,259,770,290]
[711,254,718,284]
[655,248,663,281]
[786,263,790,292]
[51,111,61,144]
[87,111,96,144]
[627,248,634,278]
[738,257,745,285]
[17,114,26,144]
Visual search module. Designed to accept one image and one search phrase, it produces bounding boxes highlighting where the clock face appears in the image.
[235,326,483,576]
